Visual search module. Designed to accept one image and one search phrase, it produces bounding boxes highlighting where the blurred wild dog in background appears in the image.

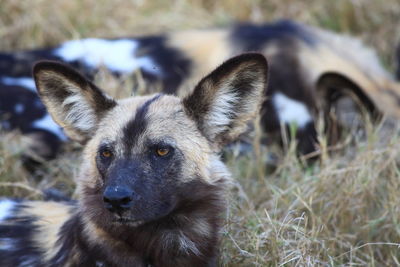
[1,20,400,161]
[0,53,268,266]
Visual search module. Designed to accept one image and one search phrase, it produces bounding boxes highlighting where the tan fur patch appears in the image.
[20,201,72,262]
[168,29,232,96]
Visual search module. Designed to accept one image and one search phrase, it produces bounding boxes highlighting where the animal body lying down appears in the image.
[1,20,400,160]
[0,53,268,266]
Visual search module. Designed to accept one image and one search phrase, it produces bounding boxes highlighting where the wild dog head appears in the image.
[33,54,268,232]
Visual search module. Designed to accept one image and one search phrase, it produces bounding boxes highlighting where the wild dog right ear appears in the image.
[33,61,116,144]
[183,53,268,148]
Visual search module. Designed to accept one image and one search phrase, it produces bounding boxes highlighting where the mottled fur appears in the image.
[0,53,268,266]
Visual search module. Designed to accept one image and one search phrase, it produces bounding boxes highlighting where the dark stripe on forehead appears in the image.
[122,94,162,152]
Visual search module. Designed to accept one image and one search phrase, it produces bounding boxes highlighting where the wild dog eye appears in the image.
[96,145,114,174]
[101,150,112,158]
[156,148,170,157]
[99,147,113,160]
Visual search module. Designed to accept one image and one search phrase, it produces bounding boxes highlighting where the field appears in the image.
[1,0,400,265]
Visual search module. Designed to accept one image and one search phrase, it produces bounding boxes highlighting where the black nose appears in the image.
[103,186,134,212]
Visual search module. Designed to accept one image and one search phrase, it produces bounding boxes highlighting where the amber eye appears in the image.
[156,148,169,157]
[101,150,112,158]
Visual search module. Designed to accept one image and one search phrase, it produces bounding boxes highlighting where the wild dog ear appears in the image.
[33,61,116,144]
[316,72,380,145]
[316,72,376,115]
[183,53,268,147]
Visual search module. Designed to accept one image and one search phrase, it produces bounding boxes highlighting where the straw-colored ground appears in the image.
[1,0,400,265]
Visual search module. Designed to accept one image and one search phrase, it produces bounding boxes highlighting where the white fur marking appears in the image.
[1,77,36,92]
[32,114,67,140]
[204,86,238,138]
[0,238,16,251]
[208,92,238,126]
[273,93,312,128]
[0,200,15,222]
[14,103,24,114]
[54,38,161,75]
[62,93,97,132]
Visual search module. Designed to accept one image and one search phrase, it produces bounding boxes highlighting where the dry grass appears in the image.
[221,121,400,266]
[1,0,400,265]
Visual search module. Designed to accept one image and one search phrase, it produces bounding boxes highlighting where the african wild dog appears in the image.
[0,53,268,266]
[1,20,400,160]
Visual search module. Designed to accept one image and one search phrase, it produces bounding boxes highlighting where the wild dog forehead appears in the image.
[94,94,205,151]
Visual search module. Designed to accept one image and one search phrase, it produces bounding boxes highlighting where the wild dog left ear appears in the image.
[183,53,268,148]
[33,61,116,144]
